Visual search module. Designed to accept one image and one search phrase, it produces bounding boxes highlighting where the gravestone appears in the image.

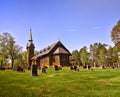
[41,66,47,73]
[32,65,38,76]
[54,65,59,70]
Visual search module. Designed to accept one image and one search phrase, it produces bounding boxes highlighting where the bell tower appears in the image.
[26,27,35,68]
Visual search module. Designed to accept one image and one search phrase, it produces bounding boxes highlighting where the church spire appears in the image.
[26,27,35,68]
[29,27,33,42]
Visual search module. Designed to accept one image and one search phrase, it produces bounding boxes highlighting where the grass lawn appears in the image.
[0,67,120,97]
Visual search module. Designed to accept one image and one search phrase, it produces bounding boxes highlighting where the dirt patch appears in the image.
[97,79,109,83]
[67,87,81,93]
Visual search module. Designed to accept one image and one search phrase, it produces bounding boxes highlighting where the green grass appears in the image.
[0,67,120,97]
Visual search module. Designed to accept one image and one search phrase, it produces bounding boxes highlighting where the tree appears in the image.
[0,32,22,69]
[69,50,80,65]
[106,46,114,67]
[79,46,89,66]
[89,42,111,67]
[111,20,120,64]
[97,43,107,67]
[112,46,119,63]
[97,47,107,67]
[89,43,98,67]
[89,43,102,66]
[111,20,120,45]
[14,51,27,68]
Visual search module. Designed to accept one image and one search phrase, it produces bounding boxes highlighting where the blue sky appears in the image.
[0,0,120,52]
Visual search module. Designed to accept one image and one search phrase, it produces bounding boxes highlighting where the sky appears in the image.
[0,0,120,52]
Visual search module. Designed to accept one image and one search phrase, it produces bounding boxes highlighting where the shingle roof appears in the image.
[53,47,69,54]
[33,41,71,59]
[37,42,57,56]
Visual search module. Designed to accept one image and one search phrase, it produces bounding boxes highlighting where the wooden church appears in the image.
[26,29,71,68]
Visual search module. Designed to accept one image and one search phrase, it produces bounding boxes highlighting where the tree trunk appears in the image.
[11,58,14,69]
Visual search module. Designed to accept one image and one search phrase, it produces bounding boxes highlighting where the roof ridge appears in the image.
[39,41,59,51]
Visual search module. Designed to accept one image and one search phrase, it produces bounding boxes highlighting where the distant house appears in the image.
[26,29,71,68]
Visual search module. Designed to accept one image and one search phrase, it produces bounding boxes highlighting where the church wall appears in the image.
[39,56,50,67]
[60,54,70,66]
[38,54,70,67]
[52,55,60,66]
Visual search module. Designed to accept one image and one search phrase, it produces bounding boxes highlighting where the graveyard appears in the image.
[0,67,120,97]
[0,0,120,97]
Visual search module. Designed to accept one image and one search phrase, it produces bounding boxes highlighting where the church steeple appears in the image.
[27,27,34,48]
[29,27,33,42]
[26,27,35,68]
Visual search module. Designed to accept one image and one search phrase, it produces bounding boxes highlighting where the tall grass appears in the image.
[0,67,120,97]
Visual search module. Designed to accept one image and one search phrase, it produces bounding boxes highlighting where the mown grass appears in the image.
[0,67,120,97]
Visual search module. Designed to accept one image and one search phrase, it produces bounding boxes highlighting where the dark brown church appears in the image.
[26,29,71,68]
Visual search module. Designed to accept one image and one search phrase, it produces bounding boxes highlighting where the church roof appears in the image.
[33,41,71,59]
[26,28,35,48]
[53,47,69,54]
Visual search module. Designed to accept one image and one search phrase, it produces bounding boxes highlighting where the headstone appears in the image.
[17,66,24,72]
[54,65,59,70]
[32,64,38,76]
[41,66,47,73]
